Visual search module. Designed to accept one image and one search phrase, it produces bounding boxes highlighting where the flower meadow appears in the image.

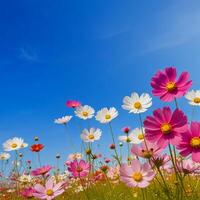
[1,67,200,200]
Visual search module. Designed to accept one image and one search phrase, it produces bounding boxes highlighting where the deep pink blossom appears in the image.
[120,159,155,188]
[151,67,192,101]
[131,140,163,159]
[177,122,200,162]
[33,178,64,200]
[31,165,52,176]
[144,107,188,148]
[67,159,90,178]
[21,187,36,198]
[66,100,81,108]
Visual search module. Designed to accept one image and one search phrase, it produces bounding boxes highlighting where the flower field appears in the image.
[1,67,200,200]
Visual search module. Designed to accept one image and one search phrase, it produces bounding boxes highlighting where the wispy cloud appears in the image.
[19,47,39,62]
[141,2,200,54]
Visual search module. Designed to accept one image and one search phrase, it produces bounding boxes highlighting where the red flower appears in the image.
[122,127,130,134]
[30,144,44,152]
[66,100,81,108]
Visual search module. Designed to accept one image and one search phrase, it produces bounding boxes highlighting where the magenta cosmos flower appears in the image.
[177,122,200,162]
[31,165,52,176]
[67,159,90,178]
[144,107,188,148]
[120,159,155,188]
[131,140,163,159]
[66,100,81,108]
[33,178,64,200]
[151,67,192,101]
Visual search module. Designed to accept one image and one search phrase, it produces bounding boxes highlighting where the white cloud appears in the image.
[19,47,39,62]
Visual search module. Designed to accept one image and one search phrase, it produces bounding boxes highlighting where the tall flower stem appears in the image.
[138,113,148,150]
[127,142,130,164]
[168,144,188,198]
[156,167,172,200]
[37,152,42,167]
[108,122,121,166]
[174,97,179,109]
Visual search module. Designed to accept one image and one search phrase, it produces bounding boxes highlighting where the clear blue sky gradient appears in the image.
[1,0,200,167]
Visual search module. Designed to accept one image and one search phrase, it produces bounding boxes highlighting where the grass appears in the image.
[2,175,200,200]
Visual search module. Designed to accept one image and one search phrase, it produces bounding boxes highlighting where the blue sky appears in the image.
[0,0,200,168]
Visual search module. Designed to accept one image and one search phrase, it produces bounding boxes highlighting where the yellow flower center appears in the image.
[46,189,54,196]
[193,97,200,104]
[132,172,143,182]
[161,123,172,134]
[126,137,131,143]
[88,134,95,140]
[105,114,111,120]
[134,101,142,109]
[1,156,5,160]
[138,134,144,140]
[142,150,152,158]
[190,137,200,148]
[11,143,18,148]
[166,82,176,92]
[82,111,88,117]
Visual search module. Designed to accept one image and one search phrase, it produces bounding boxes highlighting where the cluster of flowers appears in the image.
[0,67,200,200]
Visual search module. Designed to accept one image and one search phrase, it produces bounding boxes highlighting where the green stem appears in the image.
[168,144,188,199]
[109,123,121,166]
[138,113,149,150]
[174,98,179,109]
[37,152,42,167]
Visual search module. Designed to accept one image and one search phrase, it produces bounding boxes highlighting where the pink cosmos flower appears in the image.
[177,159,199,174]
[31,165,52,176]
[144,107,188,148]
[107,166,120,183]
[33,178,64,200]
[131,140,163,159]
[151,67,192,101]
[120,159,155,188]
[21,187,36,198]
[67,159,90,178]
[177,122,200,162]
[66,100,81,108]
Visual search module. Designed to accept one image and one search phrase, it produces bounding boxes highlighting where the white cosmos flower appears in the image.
[21,143,28,149]
[68,152,82,160]
[75,105,95,120]
[185,90,200,106]
[118,133,135,144]
[130,127,145,144]
[3,137,24,151]
[118,127,145,144]
[95,107,118,123]
[122,92,152,114]
[81,128,102,142]
[19,174,32,183]
[54,115,72,124]
[0,152,10,160]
